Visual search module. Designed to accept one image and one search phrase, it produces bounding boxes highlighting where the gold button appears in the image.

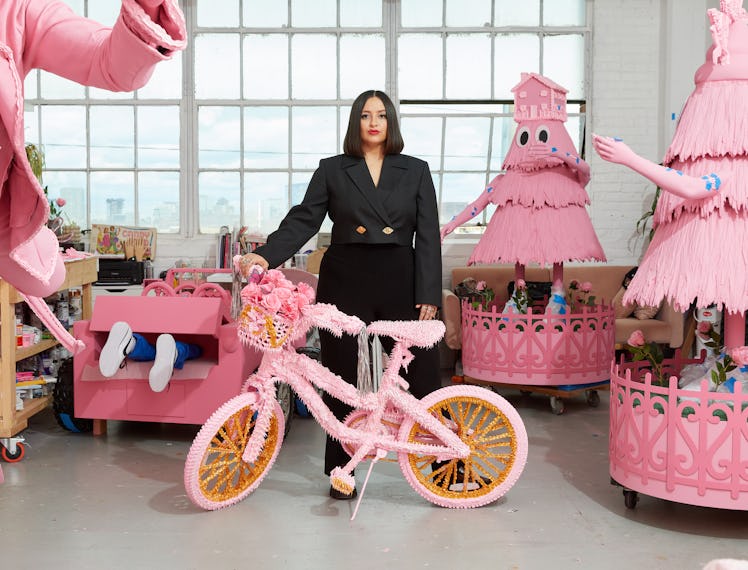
[356,226,367,234]
[382,226,394,235]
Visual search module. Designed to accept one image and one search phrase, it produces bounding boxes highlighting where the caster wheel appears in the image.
[1,442,25,462]
[586,390,601,408]
[623,489,639,509]
[549,396,565,415]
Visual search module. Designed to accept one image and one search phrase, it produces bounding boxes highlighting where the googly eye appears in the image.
[535,125,550,143]
[516,127,531,147]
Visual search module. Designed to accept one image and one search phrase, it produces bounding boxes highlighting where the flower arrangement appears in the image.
[504,278,528,314]
[695,321,748,386]
[566,279,596,312]
[624,329,666,385]
[454,277,495,310]
[238,269,316,350]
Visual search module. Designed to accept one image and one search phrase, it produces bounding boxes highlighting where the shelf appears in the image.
[0,394,51,438]
[0,256,97,441]
[15,338,60,361]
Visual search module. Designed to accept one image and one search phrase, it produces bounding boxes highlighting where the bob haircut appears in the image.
[343,90,404,157]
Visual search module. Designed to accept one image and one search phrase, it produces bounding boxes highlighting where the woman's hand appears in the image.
[236,253,269,277]
[416,304,438,321]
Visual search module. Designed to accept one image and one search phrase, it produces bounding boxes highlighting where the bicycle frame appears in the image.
[240,337,470,468]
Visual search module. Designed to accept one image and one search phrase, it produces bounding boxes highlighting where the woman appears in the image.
[239,90,442,500]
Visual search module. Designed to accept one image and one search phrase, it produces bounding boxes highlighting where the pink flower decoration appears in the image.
[55,197,66,207]
[697,321,712,334]
[729,346,748,366]
[580,281,592,293]
[627,330,646,347]
[516,279,526,289]
[476,280,486,291]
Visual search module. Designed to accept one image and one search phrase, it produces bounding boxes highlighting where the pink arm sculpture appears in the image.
[527,145,591,186]
[439,175,501,241]
[592,134,725,200]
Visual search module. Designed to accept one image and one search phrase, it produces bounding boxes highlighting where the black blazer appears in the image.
[255,153,442,307]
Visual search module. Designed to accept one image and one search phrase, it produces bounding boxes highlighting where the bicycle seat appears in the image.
[367,319,445,348]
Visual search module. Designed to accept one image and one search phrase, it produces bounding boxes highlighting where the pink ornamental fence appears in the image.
[610,356,748,510]
[460,301,615,386]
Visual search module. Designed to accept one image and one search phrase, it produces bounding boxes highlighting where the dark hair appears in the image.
[343,90,404,157]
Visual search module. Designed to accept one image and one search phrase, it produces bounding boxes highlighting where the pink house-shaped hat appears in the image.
[511,72,568,122]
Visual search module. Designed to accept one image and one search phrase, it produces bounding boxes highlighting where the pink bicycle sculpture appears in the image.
[184,268,528,514]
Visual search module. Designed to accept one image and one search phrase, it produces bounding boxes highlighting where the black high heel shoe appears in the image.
[329,486,358,500]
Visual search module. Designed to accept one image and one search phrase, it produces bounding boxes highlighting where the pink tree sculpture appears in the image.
[593,0,748,349]
[441,73,606,285]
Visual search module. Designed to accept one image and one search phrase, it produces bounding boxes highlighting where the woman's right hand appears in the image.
[236,253,269,277]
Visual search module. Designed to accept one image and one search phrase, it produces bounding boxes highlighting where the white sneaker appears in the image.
[149,334,177,392]
[99,322,134,377]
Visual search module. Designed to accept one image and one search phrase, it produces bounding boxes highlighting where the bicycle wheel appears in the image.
[184,392,285,510]
[398,385,528,508]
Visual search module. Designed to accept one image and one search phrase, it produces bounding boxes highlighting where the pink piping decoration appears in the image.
[22,294,85,355]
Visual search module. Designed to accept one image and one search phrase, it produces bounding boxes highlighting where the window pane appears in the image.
[494,0,539,25]
[90,171,135,226]
[195,34,241,99]
[446,34,491,99]
[292,107,337,169]
[44,171,87,229]
[401,0,442,27]
[138,106,180,168]
[87,0,119,25]
[341,0,382,27]
[446,0,491,27]
[244,35,288,99]
[24,70,38,100]
[199,172,241,233]
[137,52,183,99]
[199,107,240,169]
[90,106,134,168]
[89,86,133,100]
[441,172,490,224]
[489,114,515,171]
[244,107,289,169]
[543,34,585,99]
[566,116,584,153]
[197,0,239,27]
[494,35,540,98]
[244,0,287,27]
[42,106,86,168]
[400,117,443,170]
[292,0,336,27]
[65,0,83,15]
[339,106,351,146]
[443,117,490,170]
[40,73,85,99]
[138,172,180,232]
[398,34,443,99]
[544,0,586,26]
[340,34,386,99]
[244,172,289,235]
[292,35,337,99]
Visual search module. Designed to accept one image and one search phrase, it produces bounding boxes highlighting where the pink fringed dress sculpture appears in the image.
[441,73,606,285]
[595,0,748,510]
[442,74,613,408]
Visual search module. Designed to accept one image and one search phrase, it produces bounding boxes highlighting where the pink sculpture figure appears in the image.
[441,73,606,285]
[184,263,528,518]
[593,0,748,350]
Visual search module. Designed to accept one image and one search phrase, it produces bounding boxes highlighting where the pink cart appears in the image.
[609,351,748,510]
[460,299,615,414]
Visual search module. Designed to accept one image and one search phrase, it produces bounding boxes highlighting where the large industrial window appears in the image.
[23,0,588,237]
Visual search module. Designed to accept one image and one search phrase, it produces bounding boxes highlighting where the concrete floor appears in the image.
[1,386,747,570]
